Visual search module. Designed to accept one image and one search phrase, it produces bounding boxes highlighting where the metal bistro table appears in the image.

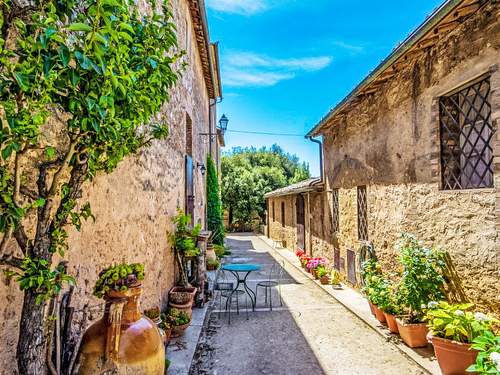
[222,263,262,311]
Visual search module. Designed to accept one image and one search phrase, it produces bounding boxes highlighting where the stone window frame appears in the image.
[430,66,499,192]
[438,75,493,190]
[331,189,339,233]
[357,186,368,241]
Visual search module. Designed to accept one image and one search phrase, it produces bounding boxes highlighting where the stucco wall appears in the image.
[0,0,213,371]
[319,4,500,313]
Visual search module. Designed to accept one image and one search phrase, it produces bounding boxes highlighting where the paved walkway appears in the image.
[190,233,426,375]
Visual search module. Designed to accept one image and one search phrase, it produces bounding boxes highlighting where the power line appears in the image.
[225,129,306,137]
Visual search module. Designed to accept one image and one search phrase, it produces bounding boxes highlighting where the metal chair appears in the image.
[213,267,249,324]
[255,260,284,310]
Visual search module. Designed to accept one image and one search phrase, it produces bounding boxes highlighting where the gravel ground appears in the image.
[190,234,426,375]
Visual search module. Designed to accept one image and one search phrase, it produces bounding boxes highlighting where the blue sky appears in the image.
[206,0,443,176]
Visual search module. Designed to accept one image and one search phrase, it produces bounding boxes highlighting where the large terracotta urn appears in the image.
[75,285,165,375]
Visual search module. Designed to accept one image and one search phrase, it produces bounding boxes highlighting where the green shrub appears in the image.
[207,156,224,245]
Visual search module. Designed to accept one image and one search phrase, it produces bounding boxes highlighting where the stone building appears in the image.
[0,0,224,370]
[266,0,499,314]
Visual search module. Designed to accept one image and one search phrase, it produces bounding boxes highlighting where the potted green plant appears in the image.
[93,263,145,298]
[330,269,343,289]
[168,308,192,337]
[466,330,500,374]
[159,313,172,345]
[367,275,390,324]
[206,258,220,271]
[395,233,445,348]
[145,306,162,324]
[361,258,382,317]
[426,301,498,375]
[377,284,403,334]
[316,265,330,284]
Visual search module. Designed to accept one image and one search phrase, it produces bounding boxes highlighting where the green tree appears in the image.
[206,156,224,245]
[221,145,310,229]
[0,0,182,373]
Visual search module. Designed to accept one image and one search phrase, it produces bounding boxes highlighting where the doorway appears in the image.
[296,195,305,250]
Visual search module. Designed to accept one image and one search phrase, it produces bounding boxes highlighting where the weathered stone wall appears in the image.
[268,195,297,250]
[0,0,213,371]
[318,4,500,313]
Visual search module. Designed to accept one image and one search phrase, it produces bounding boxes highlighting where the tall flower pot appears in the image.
[168,300,193,319]
[206,243,217,262]
[76,285,165,374]
[383,313,399,334]
[372,305,387,324]
[427,335,479,375]
[396,317,429,348]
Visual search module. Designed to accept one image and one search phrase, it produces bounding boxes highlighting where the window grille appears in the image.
[439,77,493,189]
[357,186,368,241]
[332,189,339,233]
[347,249,357,284]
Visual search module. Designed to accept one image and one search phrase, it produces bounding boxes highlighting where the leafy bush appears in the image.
[214,244,230,258]
[426,301,498,343]
[167,308,190,326]
[207,259,220,270]
[170,209,201,258]
[467,331,500,374]
[93,263,144,299]
[316,265,328,278]
[396,233,445,322]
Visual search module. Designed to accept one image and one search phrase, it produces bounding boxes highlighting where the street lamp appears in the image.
[218,114,228,134]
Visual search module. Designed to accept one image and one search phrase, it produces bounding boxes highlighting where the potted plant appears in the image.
[169,209,202,287]
[361,258,382,317]
[467,330,500,374]
[316,265,330,284]
[145,307,162,324]
[395,233,445,348]
[377,284,403,334]
[206,258,220,271]
[330,270,343,289]
[366,275,389,324]
[168,308,192,337]
[159,313,172,345]
[425,301,498,375]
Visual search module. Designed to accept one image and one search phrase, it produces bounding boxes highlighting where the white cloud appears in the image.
[207,0,267,15]
[331,41,365,54]
[223,52,332,88]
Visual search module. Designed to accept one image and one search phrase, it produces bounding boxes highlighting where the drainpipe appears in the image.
[306,136,323,182]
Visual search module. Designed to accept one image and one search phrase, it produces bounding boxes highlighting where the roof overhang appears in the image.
[264,178,324,199]
[307,0,485,136]
[187,0,221,100]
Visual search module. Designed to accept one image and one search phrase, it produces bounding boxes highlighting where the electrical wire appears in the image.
[225,129,306,137]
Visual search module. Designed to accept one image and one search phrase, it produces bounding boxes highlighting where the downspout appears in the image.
[306,136,323,182]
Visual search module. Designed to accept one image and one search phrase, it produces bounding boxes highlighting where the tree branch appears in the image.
[0,253,23,269]
[0,227,13,254]
[20,187,39,200]
[13,145,26,206]
[13,225,28,254]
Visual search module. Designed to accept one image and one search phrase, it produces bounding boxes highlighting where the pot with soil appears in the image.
[168,300,193,319]
[383,312,399,334]
[168,308,192,338]
[396,316,429,348]
[427,335,478,375]
[169,286,197,306]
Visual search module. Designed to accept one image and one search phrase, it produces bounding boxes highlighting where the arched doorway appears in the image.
[296,195,305,250]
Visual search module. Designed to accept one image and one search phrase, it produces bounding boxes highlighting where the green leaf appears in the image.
[68,23,93,32]
[58,45,70,67]
[45,147,56,158]
[34,198,46,208]
[13,72,30,91]
[119,22,134,34]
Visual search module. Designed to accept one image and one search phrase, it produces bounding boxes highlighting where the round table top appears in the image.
[222,263,262,272]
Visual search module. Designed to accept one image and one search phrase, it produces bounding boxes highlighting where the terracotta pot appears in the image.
[76,285,165,374]
[428,335,478,375]
[168,301,193,319]
[171,321,191,338]
[367,301,376,317]
[320,276,330,285]
[384,312,399,334]
[396,317,429,348]
[373,305,387,324]
[169,286,196,305]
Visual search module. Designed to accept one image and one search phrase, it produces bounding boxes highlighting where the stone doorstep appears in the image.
[166,304,209,375]
[257,235,441,375]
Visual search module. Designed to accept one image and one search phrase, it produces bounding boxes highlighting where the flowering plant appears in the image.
[316,265,329,278]
[466,331,500,374]
[295,248,305,257]
[300,255,312,267]
[425,301,498,343]
[306,257,326,270]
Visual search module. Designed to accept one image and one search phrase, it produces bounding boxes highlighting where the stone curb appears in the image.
[256,234,440,375]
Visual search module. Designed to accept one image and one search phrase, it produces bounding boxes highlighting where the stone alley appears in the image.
[189,234,426,375]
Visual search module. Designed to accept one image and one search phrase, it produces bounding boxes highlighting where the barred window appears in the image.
[332,189,339,233]
[357,186,368,241]
[439,77,493,190]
